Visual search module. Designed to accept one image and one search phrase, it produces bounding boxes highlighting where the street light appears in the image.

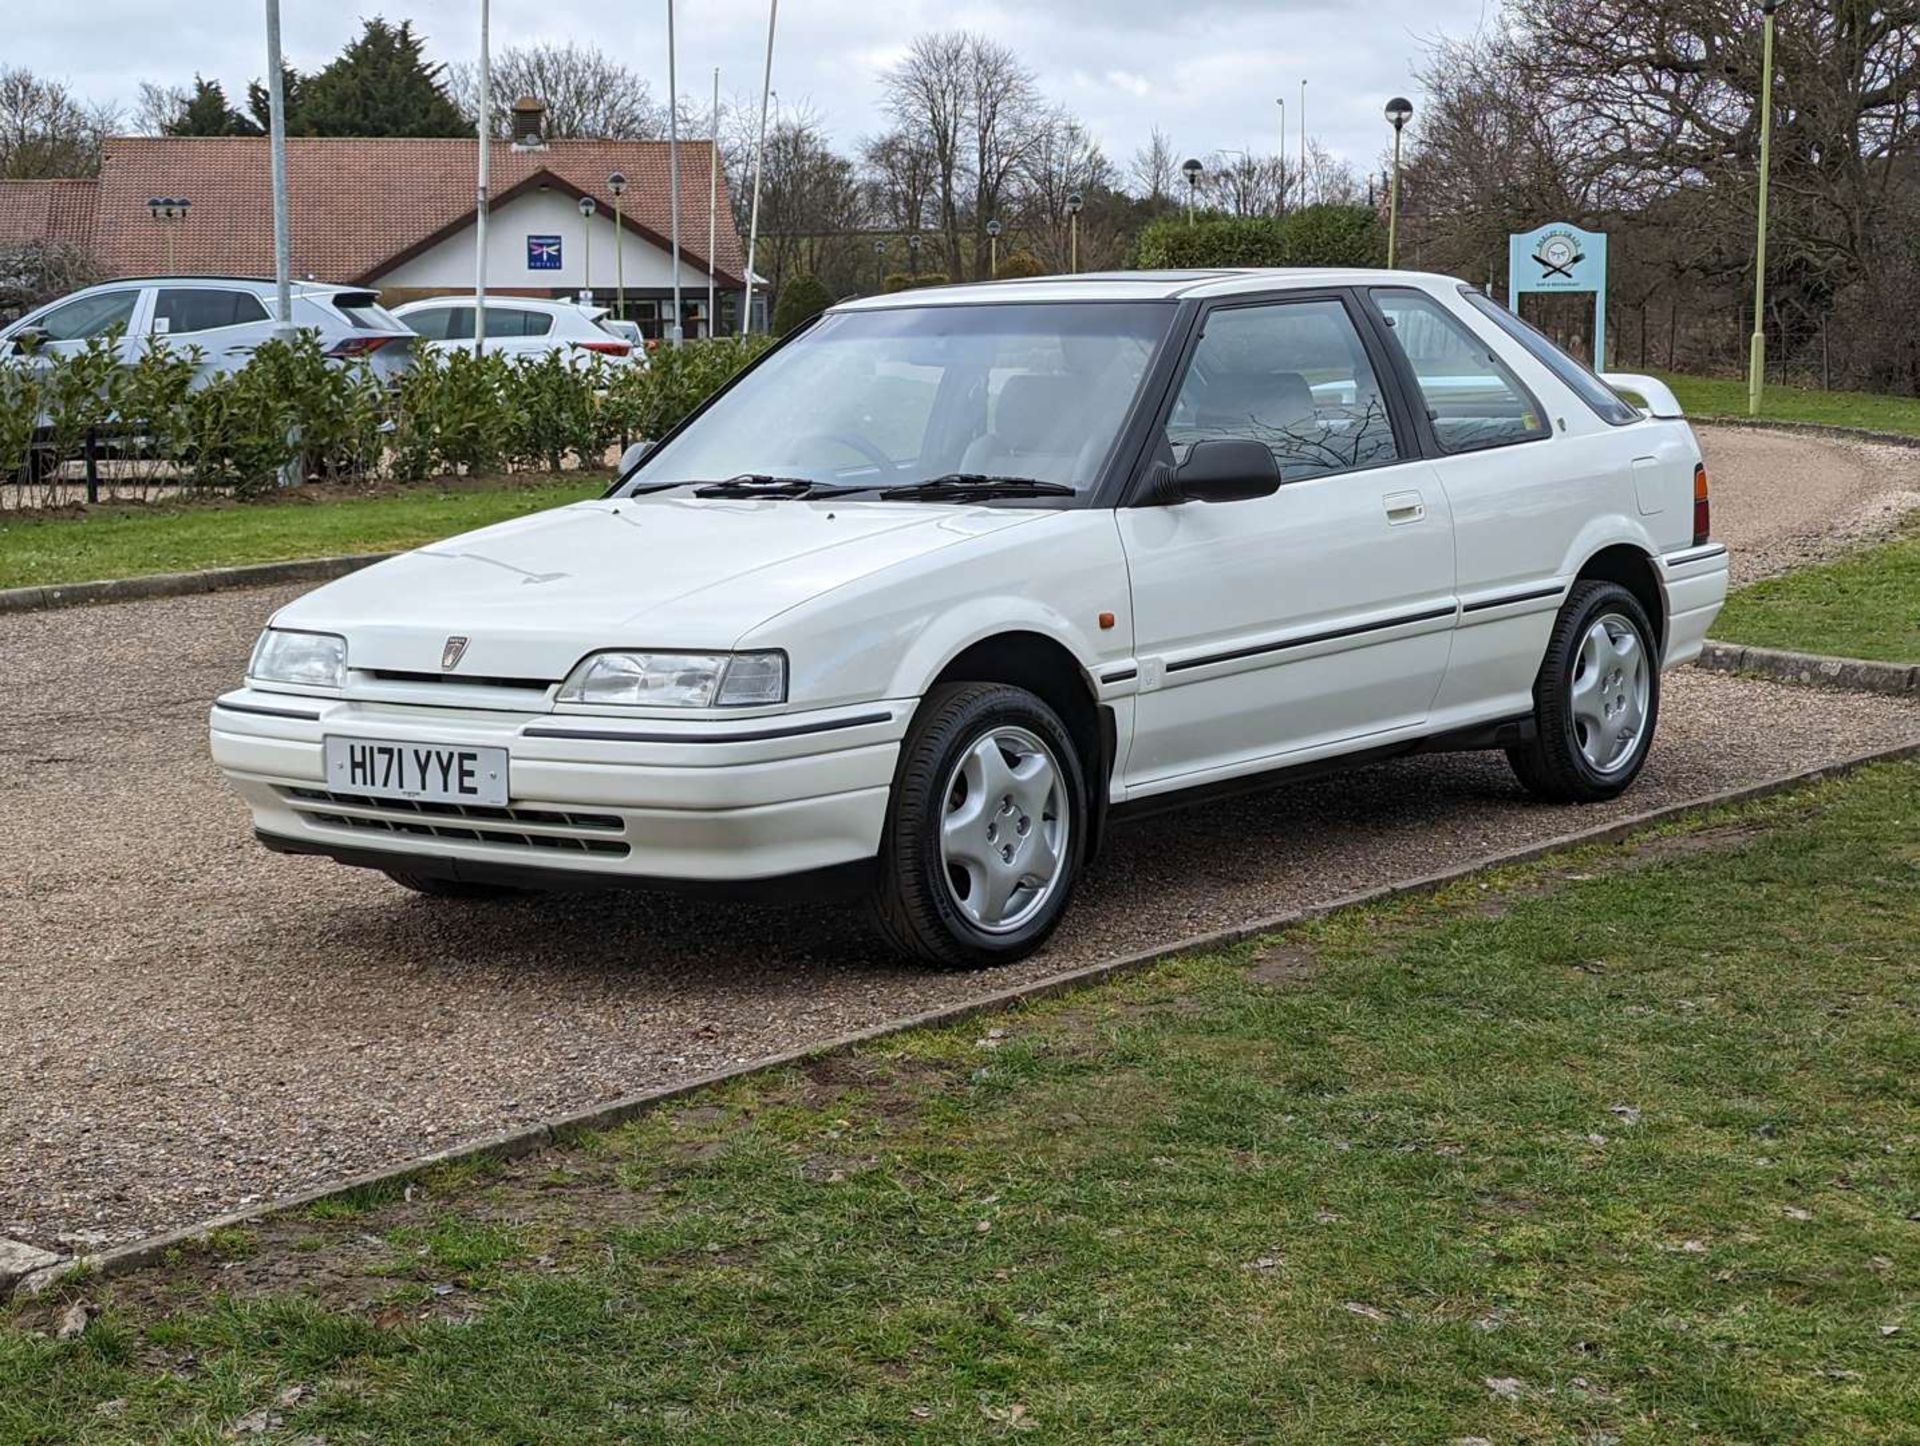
[1384,96,1413,268]
[1748,0,1780,416]
[873,237,886,292]
[1065,191,1084,274]
[577,194,597,302]
[1181,158,1203,225]
[607,171,628,322]
[907,232,922,278]
[147,196,191,271]
[1275,96,1286,213]
[986,217,1002,277]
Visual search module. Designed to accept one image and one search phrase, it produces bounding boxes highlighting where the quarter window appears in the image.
[402,306,455,341]
[33,289,139,342]
[154,288,269,334]
[1165,298,1399,482]
[1460,288,1640,425]
[1371,289,1548,453]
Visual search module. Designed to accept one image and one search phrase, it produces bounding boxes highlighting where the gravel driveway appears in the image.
[4,426,1917,1251]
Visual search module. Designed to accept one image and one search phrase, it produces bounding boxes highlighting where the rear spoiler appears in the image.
[1601,373,1685,419]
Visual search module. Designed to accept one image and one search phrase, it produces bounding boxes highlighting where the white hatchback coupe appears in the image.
[211,269,1728,966]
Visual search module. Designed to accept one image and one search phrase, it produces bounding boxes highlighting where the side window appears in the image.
[1371,289,1548,453]
[154,288,270,335]
[402,306,451,341]
[520,311,554,337]
[1165,298,1399,482]
[34,290,140,342]
[1460,288,1640,425]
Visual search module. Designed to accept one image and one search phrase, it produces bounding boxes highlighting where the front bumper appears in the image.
[210,690,908,885]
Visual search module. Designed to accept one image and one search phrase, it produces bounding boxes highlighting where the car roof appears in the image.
[393,296,601,315]
[74,276,366,294]
[831,268,1460,310]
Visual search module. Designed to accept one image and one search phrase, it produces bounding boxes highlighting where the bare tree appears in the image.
[1130,125,1179,204]
[964,36,1041,278]
[448,42,665,139]
[0,68,118,179]
[134,81,189,137]
[882,32,970,276]
[1016,111,1112,269]
[863,127,937,235]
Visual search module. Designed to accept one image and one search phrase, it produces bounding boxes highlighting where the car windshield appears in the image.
[621,301,1176,498]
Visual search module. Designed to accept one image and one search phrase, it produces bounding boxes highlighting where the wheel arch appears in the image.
[924,630,1115,860]
[1573,543,1665,649]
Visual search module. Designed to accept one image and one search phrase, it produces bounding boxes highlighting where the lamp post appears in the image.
[1748,0,1780,416]
[1275,96,1286,213]
[577,195,596,303]
[986,217,1001,277]
[1066,191,1083,274]
[1385,97,1413,268]
[873,237,886,293]
[607,172,627,322]
[1181,158,1203,224]
[907,232,921,278]
[147,197,190,271]
[1299,79,1308,201]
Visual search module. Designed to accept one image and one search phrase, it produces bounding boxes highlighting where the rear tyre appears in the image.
[870,683,1087,968]
[383,869,526,901]
[1506,579,1660,803]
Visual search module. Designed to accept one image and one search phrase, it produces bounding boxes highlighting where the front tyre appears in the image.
[1506,579,1660,803]
[871,683,1087,968]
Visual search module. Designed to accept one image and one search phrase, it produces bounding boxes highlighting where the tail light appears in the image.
[573,340,632,357]
[1692,461,1710,545]
[328,335,403,358]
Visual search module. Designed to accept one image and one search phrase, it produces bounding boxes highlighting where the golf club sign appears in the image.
[1508,221,1608,369]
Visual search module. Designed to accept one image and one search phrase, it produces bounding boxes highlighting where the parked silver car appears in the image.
[391,297,639,368]
[0,276,415,383]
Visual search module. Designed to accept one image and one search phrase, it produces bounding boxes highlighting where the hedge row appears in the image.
[1,332,774,498]
[1133,204,1386,270]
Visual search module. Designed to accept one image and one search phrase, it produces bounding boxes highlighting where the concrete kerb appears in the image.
[0,553,394,616]
[11,735,1919,1305]
[1697,640,1918,697]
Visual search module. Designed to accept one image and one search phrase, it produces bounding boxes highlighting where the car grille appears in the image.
[278,787,629,857]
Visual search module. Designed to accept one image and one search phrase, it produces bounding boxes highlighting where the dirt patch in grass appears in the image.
[1247,942,1320,987]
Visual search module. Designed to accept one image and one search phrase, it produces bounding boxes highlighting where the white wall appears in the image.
[378,187,720,292]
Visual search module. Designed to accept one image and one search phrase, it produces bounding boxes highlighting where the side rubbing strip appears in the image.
[1167,604,1456,675]
[1461,583,1565,614]
[214,699,324,722]
[1100,666,1138,684]
[522,710,895,746]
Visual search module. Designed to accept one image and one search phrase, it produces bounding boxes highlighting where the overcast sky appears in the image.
[12,0,1494,178]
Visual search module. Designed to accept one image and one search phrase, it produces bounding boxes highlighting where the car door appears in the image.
[150,286,274,378]
[14,286,150,369]
[1363,286,1579,721]
[1115,291,1457,794]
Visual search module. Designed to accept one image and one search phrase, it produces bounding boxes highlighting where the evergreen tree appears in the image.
[772,275,834,334]
[246,67,308,136]
[165,76,260,137]
[297,19,466,138]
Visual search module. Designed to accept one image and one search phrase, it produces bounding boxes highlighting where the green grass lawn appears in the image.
[1657,371,1920,437]
[1714,517,1920,663]
[0,478,603,590]
[6,765,1917,1443]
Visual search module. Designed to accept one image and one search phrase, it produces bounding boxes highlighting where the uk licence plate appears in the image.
[323,736,509,807]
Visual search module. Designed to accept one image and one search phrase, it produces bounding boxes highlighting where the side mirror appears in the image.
[1174,438,1282,503]
[614,438,655,484]
[10,326,48,355]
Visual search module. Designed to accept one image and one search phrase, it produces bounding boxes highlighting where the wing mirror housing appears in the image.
[1171,438,1282,503]
[614,438,656,485]
[9,325,48,355]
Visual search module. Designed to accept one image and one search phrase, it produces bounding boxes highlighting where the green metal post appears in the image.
[1748,0,1778,416]
[1388,127,1403,268]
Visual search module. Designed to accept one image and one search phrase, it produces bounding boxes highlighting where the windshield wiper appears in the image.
[686,474,870,499]
[876,473,1078,502]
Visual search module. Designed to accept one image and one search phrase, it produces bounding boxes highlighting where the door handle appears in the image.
[1383,490,1426,525]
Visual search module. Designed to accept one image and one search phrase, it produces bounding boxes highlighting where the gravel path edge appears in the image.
[13,733,1919,1305]
[1697,640,1918,696]
[0,553,393,616]
[1690,415,1920,451]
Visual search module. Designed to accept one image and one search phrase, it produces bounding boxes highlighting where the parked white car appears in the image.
[0,276,414,382]
[391,297,638,366]
[211,269,1728,966]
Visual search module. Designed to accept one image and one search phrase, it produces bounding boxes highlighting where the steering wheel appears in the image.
[791,430,896,477]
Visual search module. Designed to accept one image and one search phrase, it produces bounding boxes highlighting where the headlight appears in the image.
[249,629,347,688]
[557,650,787,708]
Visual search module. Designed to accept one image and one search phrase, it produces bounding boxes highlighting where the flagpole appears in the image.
[265,0,296,487]
[666,0,683,346]
[708,66,719,338]
[474,0,490,357]
[744,0,778,333]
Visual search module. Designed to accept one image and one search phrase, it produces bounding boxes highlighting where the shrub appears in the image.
[882,272,951,293]
[1132,205,1384,270]
[994,251,1043,279]
[602,335,775,444]
[771,274,833,335]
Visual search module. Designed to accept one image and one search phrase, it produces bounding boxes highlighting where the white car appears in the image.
[211,269,1728,967]
[0,276,414,382]
[391,297,637,366]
